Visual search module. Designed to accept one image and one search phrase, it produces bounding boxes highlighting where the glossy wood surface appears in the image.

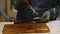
[3,23,50,34]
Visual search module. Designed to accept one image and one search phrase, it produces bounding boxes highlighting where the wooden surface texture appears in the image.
[3,23,50,34]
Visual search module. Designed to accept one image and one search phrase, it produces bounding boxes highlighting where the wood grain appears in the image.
[3,23,50,34]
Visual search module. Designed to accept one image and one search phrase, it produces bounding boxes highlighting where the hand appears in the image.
[56,17,60,20]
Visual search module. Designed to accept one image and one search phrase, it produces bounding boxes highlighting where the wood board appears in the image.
[3,23,50,34]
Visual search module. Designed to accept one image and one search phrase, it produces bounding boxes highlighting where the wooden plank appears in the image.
[3,23,50,34]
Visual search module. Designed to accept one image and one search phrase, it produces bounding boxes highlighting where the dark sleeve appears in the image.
[14,0,26,10]
[38,0,57,10]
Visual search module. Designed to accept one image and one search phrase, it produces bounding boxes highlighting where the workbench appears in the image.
[0,20,60,34]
